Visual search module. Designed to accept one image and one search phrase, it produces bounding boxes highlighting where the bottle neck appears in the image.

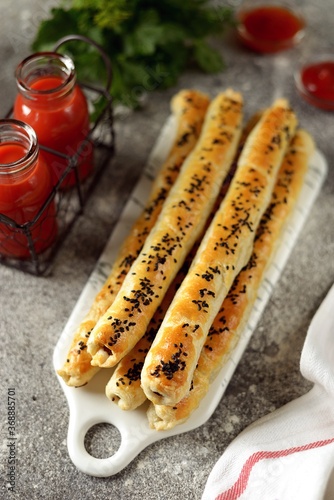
[0,120,39,178]
[15,52,76,108]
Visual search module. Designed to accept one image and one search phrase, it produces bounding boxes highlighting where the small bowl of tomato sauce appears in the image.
[236,1,306,54]
[295,54,334,111]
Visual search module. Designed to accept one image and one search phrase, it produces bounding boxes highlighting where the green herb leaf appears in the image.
[192,40,225,74]
[32,8,80,52]
[32,1,235,108]
[124,11,166,57]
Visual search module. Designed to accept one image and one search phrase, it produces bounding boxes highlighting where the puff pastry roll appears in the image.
[105,259,190,410]
[106,113,261,409]
[57,89,210,387]
[147,128,314,429]
[141,99,298,406]
[88,89,244,368]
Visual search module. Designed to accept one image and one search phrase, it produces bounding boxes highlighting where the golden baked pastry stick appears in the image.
[141,99,297,406]
[147,129,314,429]
[88,89,244,368]
[104,184,229,410]
[57,89,210,387]
[105,112,261,410]
[105,259,190,410]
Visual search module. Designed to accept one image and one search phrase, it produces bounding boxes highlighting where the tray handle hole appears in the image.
[84,422,121,459]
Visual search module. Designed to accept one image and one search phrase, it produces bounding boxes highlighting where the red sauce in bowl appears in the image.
[299,61,334,109]
[237,5,305,53]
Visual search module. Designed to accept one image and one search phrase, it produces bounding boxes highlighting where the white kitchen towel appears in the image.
[202,282,334,500]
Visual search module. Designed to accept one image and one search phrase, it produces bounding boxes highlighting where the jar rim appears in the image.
[0,119,39,173]
[15,51,76,98]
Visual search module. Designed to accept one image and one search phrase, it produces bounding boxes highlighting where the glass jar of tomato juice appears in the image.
[0,119,58,258]
[13,52,93,189]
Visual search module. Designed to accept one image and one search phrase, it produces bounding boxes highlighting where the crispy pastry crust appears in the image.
[105,113,261,410]
[147,129,314,429]
[141,99,298,406]
[87,89,244,368]
[105,262,189,410]
[57,89,210,386]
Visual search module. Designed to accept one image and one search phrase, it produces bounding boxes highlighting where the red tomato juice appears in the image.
[0,142,57,258]
[14,75,93,189]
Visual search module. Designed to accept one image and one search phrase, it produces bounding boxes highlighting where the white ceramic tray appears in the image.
[54,115,327,477]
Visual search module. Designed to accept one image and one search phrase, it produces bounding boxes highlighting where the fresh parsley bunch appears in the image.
[32,0,234,108]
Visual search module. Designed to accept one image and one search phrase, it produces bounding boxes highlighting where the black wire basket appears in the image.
[0,35,115,276]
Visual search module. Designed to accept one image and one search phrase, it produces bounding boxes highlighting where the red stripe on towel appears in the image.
[216,438,334,500]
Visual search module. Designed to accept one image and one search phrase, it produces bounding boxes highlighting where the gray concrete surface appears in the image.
[0,1,333,499]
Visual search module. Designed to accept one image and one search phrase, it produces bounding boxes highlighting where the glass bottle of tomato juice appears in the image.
[13,52,93,189]
[0,120,58,258]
